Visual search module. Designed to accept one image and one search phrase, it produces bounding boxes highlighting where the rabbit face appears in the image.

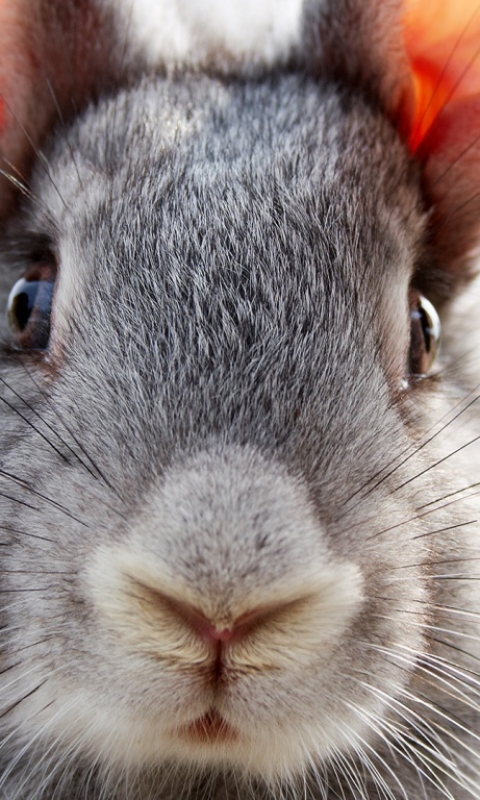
[2,75,471,800]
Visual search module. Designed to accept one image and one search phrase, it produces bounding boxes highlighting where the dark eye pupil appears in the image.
[9,280,41,332]
[418,305,434,353]
[7,275,55,350]
[409,293,440,378]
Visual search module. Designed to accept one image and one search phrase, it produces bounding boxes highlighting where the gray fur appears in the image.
[1,5,480,800]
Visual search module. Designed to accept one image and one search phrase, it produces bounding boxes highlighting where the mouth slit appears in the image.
[177,710,239,744]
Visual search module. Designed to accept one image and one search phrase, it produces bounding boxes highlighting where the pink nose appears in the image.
[176,602,237,646]
[205,626,233,643]
[159,593,268,648]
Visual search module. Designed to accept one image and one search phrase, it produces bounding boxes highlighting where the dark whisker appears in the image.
[21,366,127,509]
[430,188,480,238]
[0,492,40,513]
[366,511,475,543]
[0,526,54,544]
[430,637,480,667]
[430,575,480,582]
[413,2,480,143]
[411,520,477,540]
[0,680,48,723]
[417,482,480,510]
[0,569,74,576]
[0,470,89,527]
[430,129,480,191]
[0,389,69,465]
[345,388,480,510]
[4,638,57,656]
[1,373,91,474]
[0,588,53,594]
[0,663,22,678]
[392,433,480,495]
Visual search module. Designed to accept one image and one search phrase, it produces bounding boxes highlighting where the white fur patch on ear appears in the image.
[118,0,304,69]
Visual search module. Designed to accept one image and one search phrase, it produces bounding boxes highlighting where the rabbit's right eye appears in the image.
[6,261,57,351]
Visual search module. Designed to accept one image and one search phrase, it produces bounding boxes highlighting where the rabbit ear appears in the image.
[0,0,117,217]
[305,0,480,303]
[303,0,414,126]
[403,0,480,303]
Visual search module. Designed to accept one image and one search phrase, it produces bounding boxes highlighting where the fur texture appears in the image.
[1,1,480,799]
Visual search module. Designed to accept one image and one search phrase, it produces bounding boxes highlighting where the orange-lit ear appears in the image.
[0,0,40,215]
[304,0,413,125]
[401,0,480,300]
[0,0,117,218]
[403,0,480,151]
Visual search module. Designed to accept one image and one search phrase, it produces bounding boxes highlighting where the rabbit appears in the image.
[2,0,480,797]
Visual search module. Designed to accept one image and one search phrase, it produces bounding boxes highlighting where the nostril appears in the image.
[134,585,236,647]
[206,626,234,644]
[185,610,234,646]
[169,600,235,646]
[163,595,291,647]
[137,584,269,647]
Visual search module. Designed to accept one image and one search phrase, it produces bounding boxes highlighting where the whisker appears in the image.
[1,372,95,478]
[366,508,476,543]
[430,187,480,237]
[0,168,47,215]
[411,519,477,540]
[0,470,89,527]
[411,2,480,143]
[391,432,480,495]
[0,525,54,544]
[0,680,48,723]
[369,640,480,687]
[0,491,40,513]
[0,94,68,211]
[369,613,480,644]
[418,482,480,510]
[362,680,480,792]
[0,386,70,465]
[344,388,480,510]
[45,79,84,191]
[21,365,127,508]
[387,555,480,569]
[339,697,455,799]
[430,636,480,668]
[430,129,480,191]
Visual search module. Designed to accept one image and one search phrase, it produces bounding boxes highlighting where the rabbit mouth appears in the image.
[176,710,240,744]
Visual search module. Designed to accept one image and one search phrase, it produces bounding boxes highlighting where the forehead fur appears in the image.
[46,74,421,271]
[28,73,423,487]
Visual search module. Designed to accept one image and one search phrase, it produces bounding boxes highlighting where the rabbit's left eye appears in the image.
[7,261,57,351]
[408,293,441,377]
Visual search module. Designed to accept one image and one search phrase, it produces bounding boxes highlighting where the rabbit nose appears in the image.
[143,591,274,648]
[160,597,234,645]
[203,625,233,644]
[88,546,364,675]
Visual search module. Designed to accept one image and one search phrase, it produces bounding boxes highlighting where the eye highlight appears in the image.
[7,260,57,351]
[408,293,440,377]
